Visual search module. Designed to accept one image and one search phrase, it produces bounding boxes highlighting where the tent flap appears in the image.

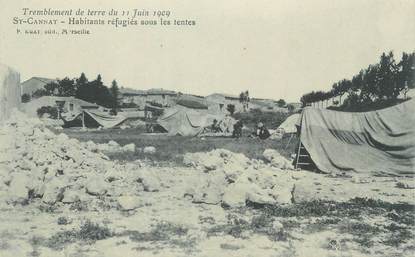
[299,99,415,175]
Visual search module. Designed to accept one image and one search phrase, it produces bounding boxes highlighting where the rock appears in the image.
[108,140,119,147]
[246,184,276,205]
[41,178,65,205]
[117,195,142,211]
[143,146,156,154]
[86,177,108,196]
[122,143,135,152]
[222,183,248,208]
[85,140,98,152]
[62,190,81,203]
[7,173,31,203]
[263,149,293,169]
[192,183,223,204]
[138,174,161,192]
[272,220,284,231]
[269,185,294,205]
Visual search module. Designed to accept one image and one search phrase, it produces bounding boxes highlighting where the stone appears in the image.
[272,220,284,231]
[7,173,31,203]
[263,149,293,169]
[222,183,248,208]
[62,190,81,203]
[41,178,65,205]
[122,143,135,152]
[139,175,161,192]
[117,195,142,211]
[269,185,294,205]
[143,146,156,154]
[86,177,108,196]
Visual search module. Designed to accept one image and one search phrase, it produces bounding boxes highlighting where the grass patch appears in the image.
[126,222,188,243]
[63,129,297,164]
[207,213,289,242]
[123,221,195,251]
[249,198,415,249]
[45,220,112,250]
[256,198,415,219]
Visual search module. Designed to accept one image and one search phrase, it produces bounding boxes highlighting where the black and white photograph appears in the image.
[0,0,414,256]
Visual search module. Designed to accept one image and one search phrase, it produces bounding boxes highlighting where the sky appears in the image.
[0,0,414,102]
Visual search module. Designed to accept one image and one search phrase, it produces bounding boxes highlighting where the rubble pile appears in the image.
[82,140,136,154]
[183,149,295,208]
[0,111,159,210]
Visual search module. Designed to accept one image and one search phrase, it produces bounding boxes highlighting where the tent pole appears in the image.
[285,133,294,150]
[82,111,85,128]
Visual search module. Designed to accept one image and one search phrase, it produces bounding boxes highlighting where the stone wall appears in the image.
[0,63,20,122]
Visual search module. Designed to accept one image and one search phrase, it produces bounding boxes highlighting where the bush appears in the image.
[21,94,31,103]
[37,106,58,119]
[226,104,235,115]
[233,109,289,130]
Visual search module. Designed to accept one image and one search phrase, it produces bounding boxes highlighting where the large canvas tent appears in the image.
[297,99,415,175]
[157,106,235,136]
[62,110,126,128]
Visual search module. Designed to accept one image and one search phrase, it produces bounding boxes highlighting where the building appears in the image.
[120,88,178,109]
[205,93,243,113]
[21,77,57,96]
[21,96,101,118]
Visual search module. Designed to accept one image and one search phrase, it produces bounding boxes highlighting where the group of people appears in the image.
[232,120,270,139]
[207,119,271,140]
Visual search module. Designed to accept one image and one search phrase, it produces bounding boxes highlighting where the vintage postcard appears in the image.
[0,0,414,256]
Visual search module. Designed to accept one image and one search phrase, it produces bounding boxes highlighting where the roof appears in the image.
[147,88,177,95]
[36,96,99,108]
[21,77,56,85]
[120,87,177,96]
[206,93,240,100]
[20,77,58,95]
[120,88,147,96]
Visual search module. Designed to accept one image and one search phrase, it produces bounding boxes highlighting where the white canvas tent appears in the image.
[62,110,126,128]
[277,113,301,134]
[157,106,235,136]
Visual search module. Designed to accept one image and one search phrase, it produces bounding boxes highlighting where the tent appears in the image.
[277,113,301,134]
[157,106,235,136]
[297,99,415,175]
[62,110,126,128]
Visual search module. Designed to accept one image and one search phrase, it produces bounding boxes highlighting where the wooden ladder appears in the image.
[295,142,313,169]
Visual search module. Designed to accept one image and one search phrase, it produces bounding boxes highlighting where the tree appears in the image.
[226,104,235,115]
[110,80,120,113]
[397,52,415,91]
[21,94,31,103]
[32,88,48,98]
[36,106,58,119]
[376,51,399,99]
[287,104,295,113]
[57,77,76,96]
[75,74,113,108]
[300,50,414,111]
[276,99,286,107]
[44,82,59,96]
[239,90,250,111]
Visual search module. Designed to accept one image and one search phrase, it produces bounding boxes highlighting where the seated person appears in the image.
[252,122,270,140]
[210,119,222,133]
